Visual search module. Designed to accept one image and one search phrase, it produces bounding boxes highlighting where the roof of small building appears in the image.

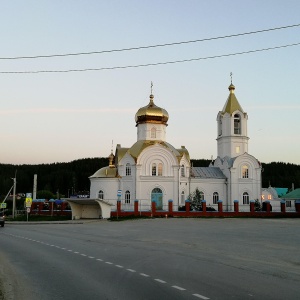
[274,187,289,197]
[191,167,226,179]
[282,188,300,199]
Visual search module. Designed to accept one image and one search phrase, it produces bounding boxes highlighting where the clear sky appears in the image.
[0,0,299,165]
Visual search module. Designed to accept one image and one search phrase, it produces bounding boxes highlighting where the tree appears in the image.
[188,188,203,211]
[36,190,55,200]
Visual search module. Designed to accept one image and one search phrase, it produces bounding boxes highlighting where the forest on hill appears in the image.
[0,158,299,199]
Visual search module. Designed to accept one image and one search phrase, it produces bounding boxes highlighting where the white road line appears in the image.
[88,256,95,259]
[155,279,166,284]
[192,293,210,299]
[115,265,123,268]
[105,262,113,265]
[81,254,87,257]
[96,259,103,261]
[140,273,150,277]
[67,250,73,252]
[74,251,79,254]
[127,269,136,272]
[172,286,186,291]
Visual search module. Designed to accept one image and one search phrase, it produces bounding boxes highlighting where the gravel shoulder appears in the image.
[0,251,32,300]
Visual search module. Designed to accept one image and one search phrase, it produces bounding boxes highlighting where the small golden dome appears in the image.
[135,94,169,126]
[228,83,235,92]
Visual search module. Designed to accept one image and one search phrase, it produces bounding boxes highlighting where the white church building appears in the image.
[89,82,262,212]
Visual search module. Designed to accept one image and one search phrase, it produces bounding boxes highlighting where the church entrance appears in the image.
[151,188,163,210]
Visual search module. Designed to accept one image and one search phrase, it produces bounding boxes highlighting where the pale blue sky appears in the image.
[0,1,299,165]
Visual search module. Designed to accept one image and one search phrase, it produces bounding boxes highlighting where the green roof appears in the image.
[282,188,300,199]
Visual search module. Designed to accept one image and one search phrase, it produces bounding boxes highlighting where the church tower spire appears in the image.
[216,78,249,159]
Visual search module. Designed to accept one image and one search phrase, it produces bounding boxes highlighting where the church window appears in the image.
[152,163,157,176]
[158,163,163,176]
[152,163,163,176]
[213,192,219,204]
[242,165,249,178]
[234,114,241,134]
[126,163,131,176]
[218,117,222,136]
[151,127,156,138]
[125,190,131,204]
[199,191,205,201]
[181,191,185,204]
[98,190,104,199]
[236,146,240,154]
[181,165,185,177]
[243,192,249,204]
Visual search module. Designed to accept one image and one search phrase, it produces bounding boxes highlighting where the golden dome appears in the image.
[135,94,169,126]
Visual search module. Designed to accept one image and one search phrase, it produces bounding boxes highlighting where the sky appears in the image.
[0,0,299,165]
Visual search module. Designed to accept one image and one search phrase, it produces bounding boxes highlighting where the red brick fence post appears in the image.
[295,200,300,213]
[234,200,239,213]
[134,200,139,216]
[218,200,223,213]
[168,200,173,214]
[281,200,286,213]
[202,200,206,212]
[185,200,190,213]
[250,200,255,213]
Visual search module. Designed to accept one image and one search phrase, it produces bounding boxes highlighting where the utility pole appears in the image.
[12,173,17,218]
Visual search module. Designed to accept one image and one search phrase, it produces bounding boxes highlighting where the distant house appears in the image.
[282,188,300,209]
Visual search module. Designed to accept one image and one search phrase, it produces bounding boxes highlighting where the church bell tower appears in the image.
[216,81,249,159]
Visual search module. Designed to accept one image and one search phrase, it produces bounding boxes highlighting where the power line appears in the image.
[0,23,300,60]
[1,42,299,74]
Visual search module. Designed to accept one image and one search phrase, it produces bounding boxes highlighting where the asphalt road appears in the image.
[0,218,300,300]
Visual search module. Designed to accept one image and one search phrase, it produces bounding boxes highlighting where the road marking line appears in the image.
[172,286,186,291]
[74,251,79,254]
[193,294,210,299]
[88,256,94,259]
[96,259,103,261]
[140,273,150,277]
[67,250,73,252]
[81,254,87,256]
[61,248,66,250]
[106,262,113,264]
[115,265,123,268]
[155,279,166,284]
[127,269,136,272]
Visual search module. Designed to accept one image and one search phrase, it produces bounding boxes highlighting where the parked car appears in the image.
[0,215,5,227]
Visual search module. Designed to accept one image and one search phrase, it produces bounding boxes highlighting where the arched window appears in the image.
[126,163,131,176]
[218,116,222,136]
[152,163,163,176]
[242,165,249,178]
[151,127,156,138]
[234,114,241,134]
[243,192,249,204]
[181,165,185,177]
[98,190,104,199]
[213,192,219,204]
[152,163,157,176]
[125,190,130,204]
[181,191,185,204]
[199,191,205,201]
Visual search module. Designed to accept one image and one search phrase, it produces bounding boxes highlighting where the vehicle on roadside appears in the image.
[0,215,5,227]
